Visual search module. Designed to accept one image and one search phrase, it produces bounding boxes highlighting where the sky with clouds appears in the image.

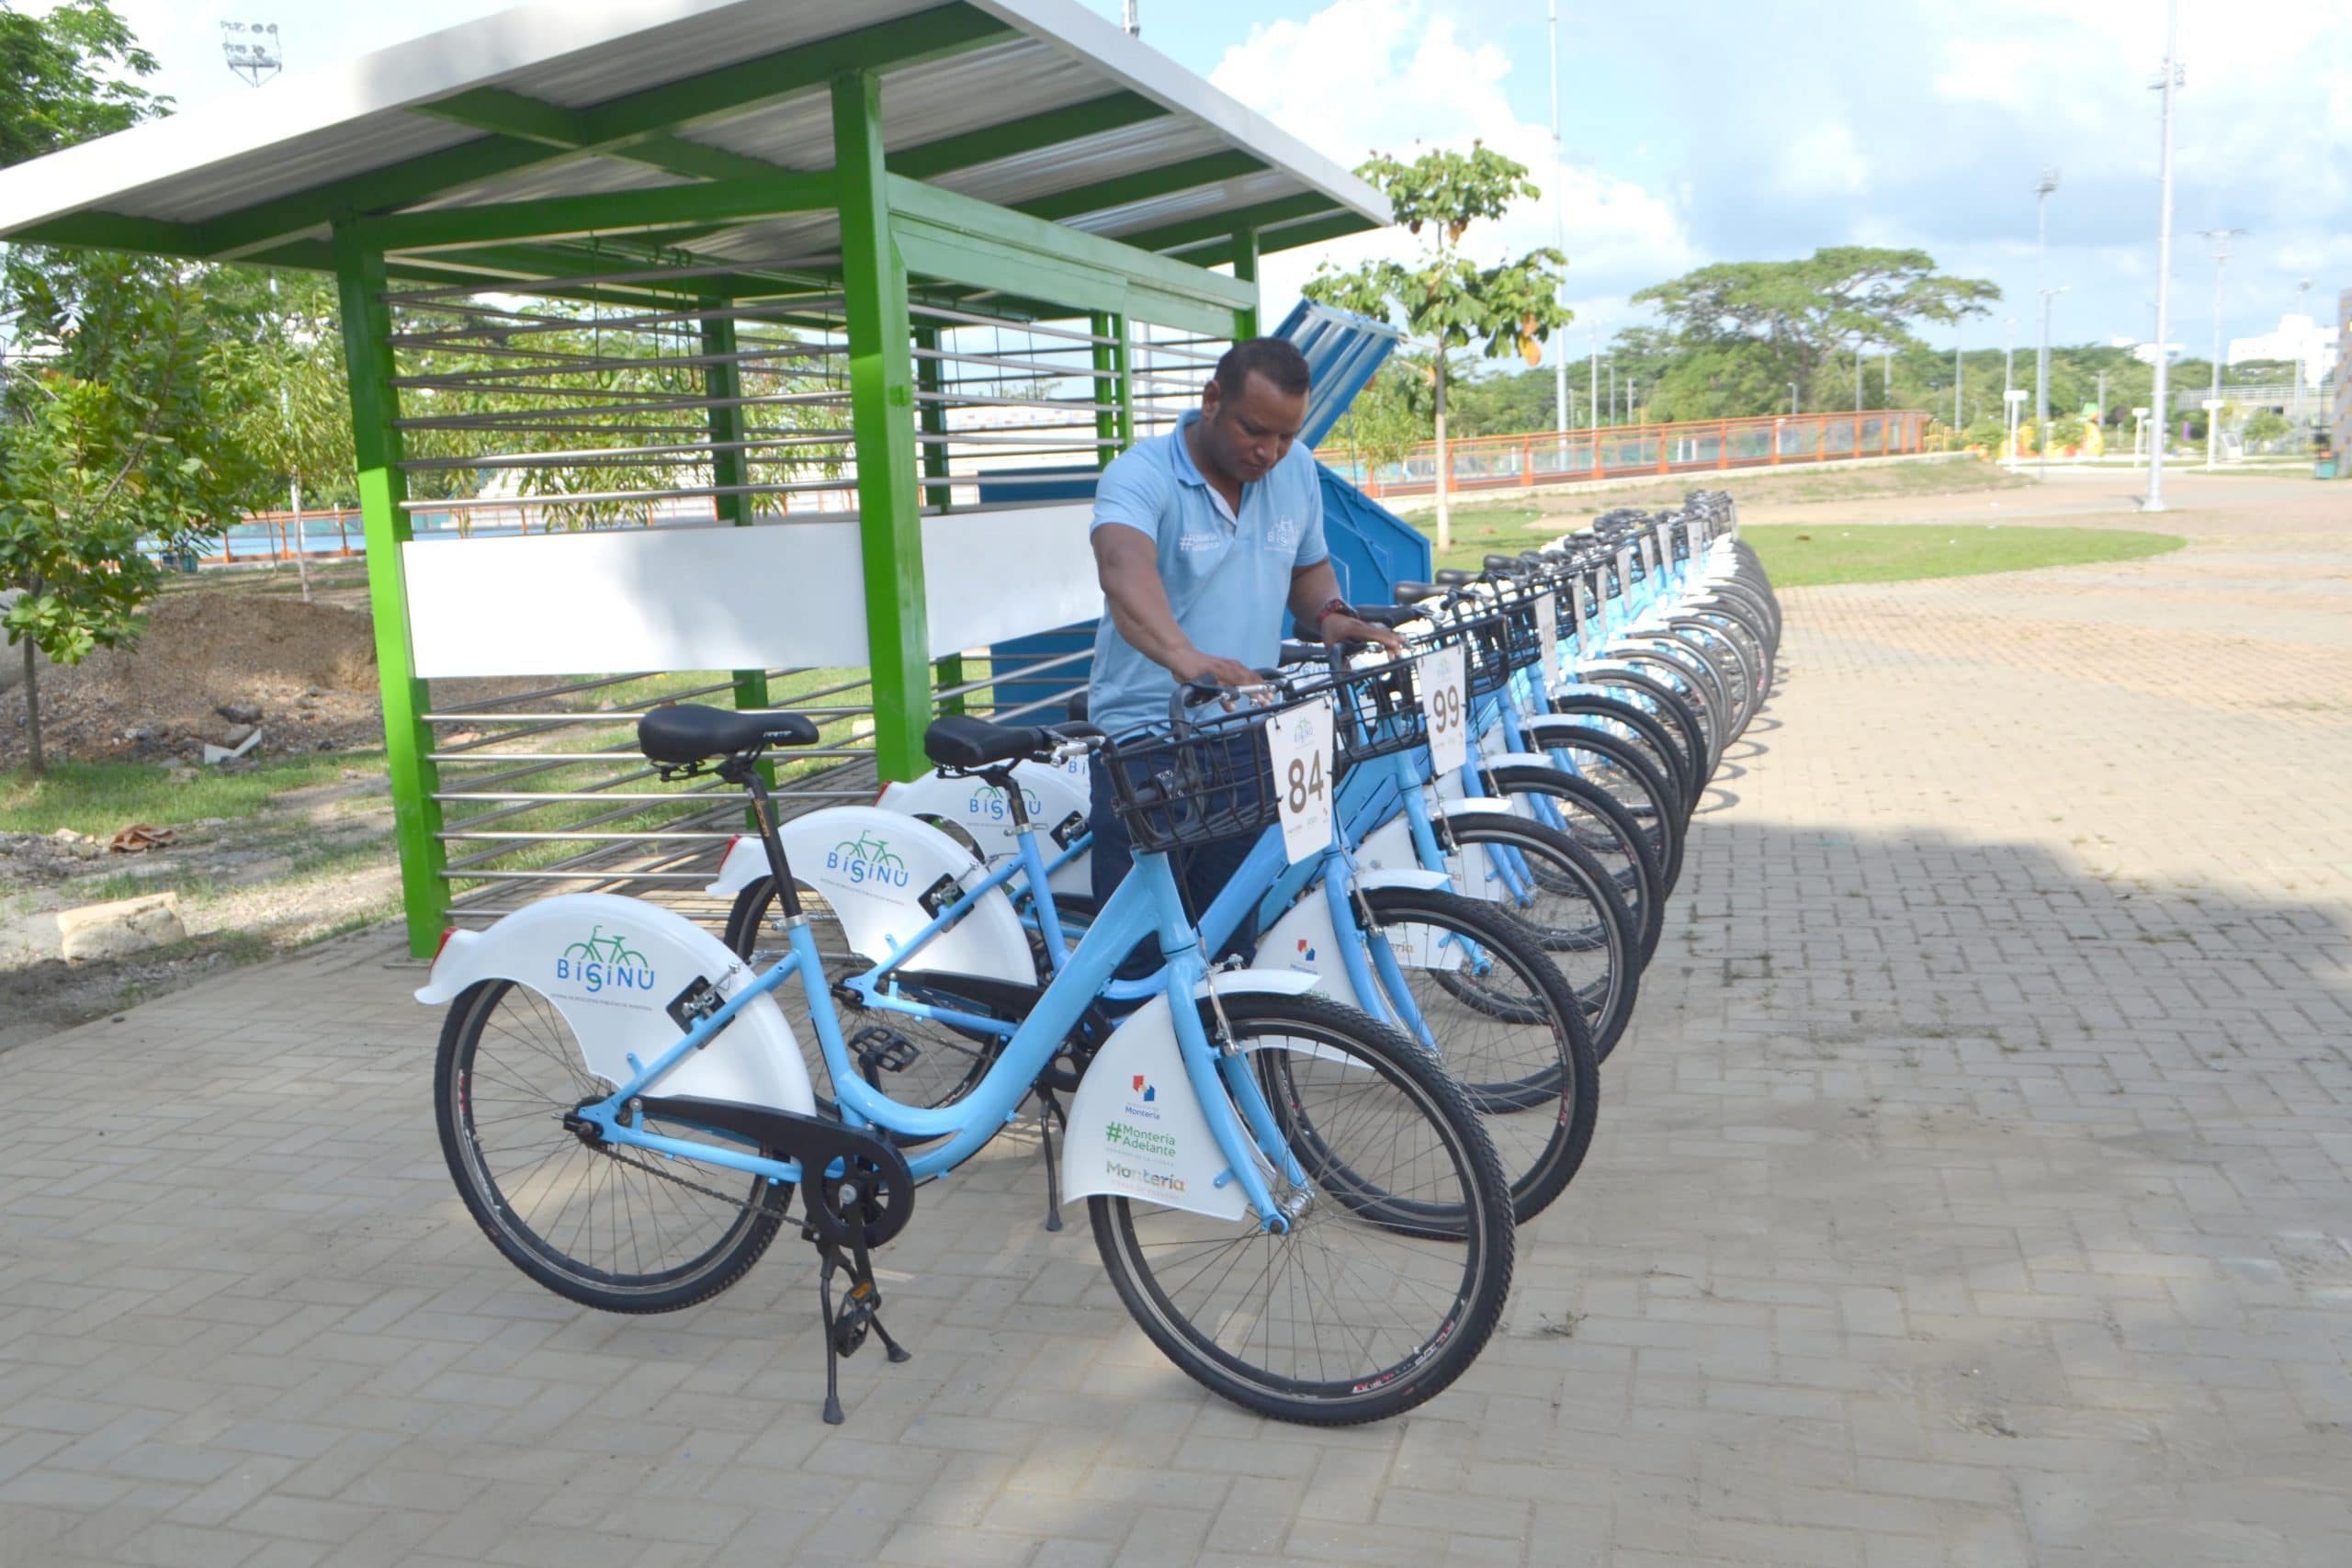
[89,0,2352,368]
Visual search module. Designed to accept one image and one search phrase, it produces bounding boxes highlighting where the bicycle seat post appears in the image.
[718,752,804,923]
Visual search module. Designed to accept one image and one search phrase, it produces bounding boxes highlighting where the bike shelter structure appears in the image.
[0,0,1389,953]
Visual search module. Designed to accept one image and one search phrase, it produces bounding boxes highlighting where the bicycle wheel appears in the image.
[1481,763,1668,964]
[1522,722,1688,892]
[435,978,785,1314]
[725,875,1006,1114]
[1090,991,1513,1425]
[1440,810,1640,1063]
[1359,885,1600,1219]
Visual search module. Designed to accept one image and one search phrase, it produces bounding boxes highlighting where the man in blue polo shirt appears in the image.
[1085,337,1403,918]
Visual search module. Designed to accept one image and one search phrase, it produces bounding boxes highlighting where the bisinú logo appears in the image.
[554,925,657,996]
[825,829,910,889]
[966,783,1042,822]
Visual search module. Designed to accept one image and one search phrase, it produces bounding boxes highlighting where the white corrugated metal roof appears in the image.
[0,0,1384,274]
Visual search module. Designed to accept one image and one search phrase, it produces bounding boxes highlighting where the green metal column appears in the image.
[1232,225,1261,340]
[1112,314,1136,448]
[913,322,964,716]
[831,69,930,779]
[1091,312,1120,464]
[701,313,772,716]
[333,226,448,955]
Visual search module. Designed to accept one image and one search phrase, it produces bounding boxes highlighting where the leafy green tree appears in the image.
[0,3,265,772]
[1303,142,1572,549]
[3,260,264,771]
[0,1,160,165]
[1634,248,1997,419]
[1332,359,1431,484]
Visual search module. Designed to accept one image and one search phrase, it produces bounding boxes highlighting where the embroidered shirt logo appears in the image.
[1176,531,1222,553]
[1265,516,1299,551]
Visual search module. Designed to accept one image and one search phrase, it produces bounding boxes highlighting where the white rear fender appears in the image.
[415,893,815,1115]
[781,806,1035,983]
[878,763,1092,898]
[1060,970,1327,1221]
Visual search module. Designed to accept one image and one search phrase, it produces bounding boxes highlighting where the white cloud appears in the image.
[1775,123,1871,199]
[1209,0,1696,356]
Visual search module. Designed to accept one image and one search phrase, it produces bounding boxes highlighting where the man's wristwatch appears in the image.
[1311,596,1356,639]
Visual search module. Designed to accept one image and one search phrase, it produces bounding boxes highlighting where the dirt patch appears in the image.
[2,588,384,769]
[0,934,264,1056]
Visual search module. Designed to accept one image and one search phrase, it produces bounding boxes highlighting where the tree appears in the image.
[1334,360,1430,485]
[1,3,261,773]
[1634,248,1998,419]
[1304,143,1572,549]
[2,260,263,771]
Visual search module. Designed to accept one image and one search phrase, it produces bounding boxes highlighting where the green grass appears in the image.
[0,751,385,838]
[1741,524,2185,587]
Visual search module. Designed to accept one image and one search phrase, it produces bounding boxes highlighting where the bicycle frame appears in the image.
[570,835,1303,1230]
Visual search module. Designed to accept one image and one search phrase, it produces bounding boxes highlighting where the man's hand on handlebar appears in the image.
[1174,649,1272,703]
[1319,612,1408,656]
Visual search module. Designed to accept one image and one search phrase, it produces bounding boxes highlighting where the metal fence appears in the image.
[375,258,1211,927]
[1321,410,1932,500]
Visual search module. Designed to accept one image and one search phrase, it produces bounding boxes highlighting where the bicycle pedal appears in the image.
[848,1025,922,1075]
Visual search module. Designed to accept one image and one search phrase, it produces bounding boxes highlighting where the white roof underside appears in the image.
[0,0,1385,272]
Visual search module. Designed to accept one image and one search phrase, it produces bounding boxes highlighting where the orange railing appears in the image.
[1320,410,1933,500]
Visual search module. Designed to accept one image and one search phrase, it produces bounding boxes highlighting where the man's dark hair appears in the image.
[1212,336,1312,401]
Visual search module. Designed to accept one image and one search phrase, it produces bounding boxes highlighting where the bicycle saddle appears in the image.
[923,715,1060,772]
[1392,581,1443,604]
[638,704,820,764]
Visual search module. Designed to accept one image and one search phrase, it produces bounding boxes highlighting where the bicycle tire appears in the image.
[1089,991,1513,1425]
[435,978,786,1314]
[1439,810,1640,1062]
[1479,762,1668,964]
[1516,721,1688,894]
[1358,885,1599,1220]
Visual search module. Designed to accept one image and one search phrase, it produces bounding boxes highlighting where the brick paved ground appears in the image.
[3,468,2346,1566]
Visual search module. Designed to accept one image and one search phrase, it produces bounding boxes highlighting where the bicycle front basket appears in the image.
[1102,706,1283,855]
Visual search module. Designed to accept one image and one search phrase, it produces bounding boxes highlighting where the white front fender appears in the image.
[416,893,815,1115]
[1060,971,1324,1221]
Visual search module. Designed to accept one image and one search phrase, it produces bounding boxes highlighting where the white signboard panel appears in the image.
[402,504,1096,679]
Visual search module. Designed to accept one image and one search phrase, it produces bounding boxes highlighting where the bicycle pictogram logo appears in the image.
[554,925,658,996]
[825,829,910,889]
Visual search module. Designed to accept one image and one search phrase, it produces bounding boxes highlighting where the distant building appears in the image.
[2227,313,2338,387]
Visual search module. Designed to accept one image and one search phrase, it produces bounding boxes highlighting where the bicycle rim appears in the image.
[1090,993,1511,1424]
[437,979,780,1308]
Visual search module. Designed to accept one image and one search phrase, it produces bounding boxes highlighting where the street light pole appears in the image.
[2034,167,2059,480]
[1789,381,1798,417]
[1953,340,1962,431]
[1589,324,1599,433]
[2144,0,2181,512]
[1549,2,1568,455]
[2199,226,2245,468]
[2037,287,2066,475]
[2003,317,2016,449]
[2296,276,2312,420]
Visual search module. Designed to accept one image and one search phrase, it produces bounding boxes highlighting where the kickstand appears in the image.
[817,1247,846,1426]
[1035,1088,1067,1232]
[810,1202,913,1427]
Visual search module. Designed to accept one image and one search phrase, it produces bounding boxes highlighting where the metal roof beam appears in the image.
[888,91,1169,180]
[353,177,834,253]
[1012,151,1266,223]
[1125,195,1349,256]
[1165,209,1376,265]
[412,89,796,185]
[193,6,1012,261]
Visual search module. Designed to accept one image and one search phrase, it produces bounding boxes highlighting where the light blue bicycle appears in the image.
[426,696,1514,1427]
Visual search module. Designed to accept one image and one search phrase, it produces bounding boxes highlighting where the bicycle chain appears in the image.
[588,1137,797,1224]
